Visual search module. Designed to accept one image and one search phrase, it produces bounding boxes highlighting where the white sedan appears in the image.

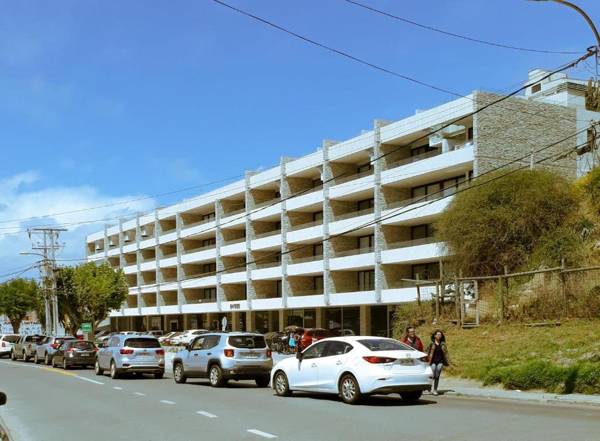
[271,336,432,404]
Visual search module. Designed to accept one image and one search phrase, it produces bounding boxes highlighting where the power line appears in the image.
[342,0,580,55]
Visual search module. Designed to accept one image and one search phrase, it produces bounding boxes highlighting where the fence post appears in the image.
[416,273,421,306]
[435,281,440,322]
[474,280,480,326]
[454,274,459,322]
[560,258,567,318]
[497,275,504,323]
[458,270,464,326]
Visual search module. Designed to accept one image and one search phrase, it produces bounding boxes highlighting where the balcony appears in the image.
[287,292,325,308]
[330,247,375,271]
[254,229,281,240]
[287,256,324,276]
[382,239,444,265]
[334,207,374,222]
[332,168,374,186]
[289,219,323,232]
[222,207,246,218]
[387,236,437,249]
[254,198,280,209]
[385,149,440,171]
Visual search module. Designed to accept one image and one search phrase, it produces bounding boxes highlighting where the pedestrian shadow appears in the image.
[287,392,437,407]
[185,380,265,390]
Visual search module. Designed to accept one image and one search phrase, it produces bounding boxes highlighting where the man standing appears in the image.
[401,326,424,351]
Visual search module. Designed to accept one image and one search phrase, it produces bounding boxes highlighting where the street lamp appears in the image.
[529,0,600,49]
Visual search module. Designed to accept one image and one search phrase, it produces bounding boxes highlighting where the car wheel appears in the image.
[44,353,51,365]
[51,357,57,368]
[22,351,29,362]
[10,350,16,361]
[63,359,69,370]
[173,363,187,384]
[154,371,164,380]
[400,391,423,403]
[339,374,362,405]
[95,360,104,376]
[255,375,270,388]
[110,361,120,379]
[273,371,291,397]
[208,364,225,387]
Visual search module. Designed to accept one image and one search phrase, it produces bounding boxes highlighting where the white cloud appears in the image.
[0,171,155,279]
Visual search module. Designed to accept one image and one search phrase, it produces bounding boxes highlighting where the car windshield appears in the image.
[228,336,266,349]
[72,341,95,350]
[358,339,414,351]
[4,335,19,343]
[124,338,161,348]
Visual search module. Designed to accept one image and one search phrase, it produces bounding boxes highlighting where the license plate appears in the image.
[139,351,149,356]
[80,353,90,357]
[396,359,415,366]
[244,352,259,358]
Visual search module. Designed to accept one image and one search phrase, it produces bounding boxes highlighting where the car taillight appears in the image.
[51,343,59,349]
[156,349,164,356]
[266,349,272,358]
[120,348,134,355]
[224,349,234,358]
[67,348,75,353]
[362,356,396,364]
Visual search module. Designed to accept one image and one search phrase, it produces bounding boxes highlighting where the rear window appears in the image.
[3,335,19,343]
[228,336,266,349]
[358,339,414,352]
[57,337,75,345]
[26,335,42,342]
[71,341,95,350]
[124,338,161,348]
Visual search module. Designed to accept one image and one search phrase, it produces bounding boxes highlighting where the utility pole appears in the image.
[25,228,66,336]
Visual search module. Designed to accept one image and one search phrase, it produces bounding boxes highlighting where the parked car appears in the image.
[52,340,97,370]
[11,335,44,362]
[95,334,164,379]
[299,328,332,350]
[271,336,432,404]
[147,330,164,337]
[34,336,76,365]
[172,329,209,346]
[0,334,19,358]
[96,335,110,347]
[172,332,273,387]
[158,331,179,345]
[330,328,356,337]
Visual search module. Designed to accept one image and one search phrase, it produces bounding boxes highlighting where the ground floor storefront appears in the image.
[110,304,397,337]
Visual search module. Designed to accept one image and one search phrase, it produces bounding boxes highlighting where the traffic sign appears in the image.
[81,323,92,332]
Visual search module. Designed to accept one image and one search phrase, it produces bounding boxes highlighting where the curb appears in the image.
[442,387,600,407]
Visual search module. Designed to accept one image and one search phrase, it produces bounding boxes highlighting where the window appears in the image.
[358,339,413,352]
[201,238,216,247]
[357,198,374,211]
[202,212,216,221]
[312,211,323,222]
[412,262,440,280]
[227,336,266,349]
[191,337,204,350]
[203,288,216,300]
[358,235,374,250]
[313,276,324,292]
[202,263,216,273]
[276,280,282,297]
[411,144,437,157]
[108,337,119,347]
[124,338,161,348]
[411,174,470,200]
[302,341,328,359]
[202,335,220,349]
[358,270,375,291]
[357,163,371,174]
[411,224,434,240]
[531,83,542,94]
[324,341,353,357]
[71,341,96,350]
[313,243,323,256]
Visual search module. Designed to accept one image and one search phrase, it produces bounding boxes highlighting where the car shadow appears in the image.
[288,391,437,407]
[185,380,264,389]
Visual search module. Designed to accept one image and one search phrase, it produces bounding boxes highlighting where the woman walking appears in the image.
[427,330,450,396]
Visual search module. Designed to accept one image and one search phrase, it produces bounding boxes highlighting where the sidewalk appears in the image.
[439,377,600,407]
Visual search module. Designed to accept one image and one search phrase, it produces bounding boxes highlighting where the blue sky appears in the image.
[0,0,599,277]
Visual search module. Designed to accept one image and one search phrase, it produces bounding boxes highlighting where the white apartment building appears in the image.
[86,70,599,336]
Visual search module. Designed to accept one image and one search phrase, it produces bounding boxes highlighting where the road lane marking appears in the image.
[76,376,104,385]
[247,429,278,439]
[40,367,77,377]
[160,400,176,405]
[196,411,218,418]
[113,386,123,390]
[134,392,146,396]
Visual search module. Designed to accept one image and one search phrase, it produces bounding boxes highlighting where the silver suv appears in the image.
[95,334,165,379]
[34,336,76,365]
[172,332,273,387]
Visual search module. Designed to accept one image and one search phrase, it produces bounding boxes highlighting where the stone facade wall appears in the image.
[473,92,577,179]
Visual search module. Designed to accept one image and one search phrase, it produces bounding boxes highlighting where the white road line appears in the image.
[160,400,176,405]
[75,376,104,385]
[112,386,123,390]
[133,392,146,397]
[196,411,218,418]
[247,429,278,439]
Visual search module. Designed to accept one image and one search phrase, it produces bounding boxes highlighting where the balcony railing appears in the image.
[139,254,157,263]
[289,254,323,265]
[386,236,438,250]
[289,289,323,297]
[385,149,440,171]
[160,225,177,234]
[332,168,374,186]
[160,251,178,259]
[222,206,246,218]
[253,229,281,240]
[254,261,282,270]
[386,193,444,210]
[161,274,178,283]
[181,217,215,229]
[289,219,323,231]
[223,266,246,274]
[183,244,216,254]
[334,207,374,222]
[182,271,214,280]
[332,246,374,258]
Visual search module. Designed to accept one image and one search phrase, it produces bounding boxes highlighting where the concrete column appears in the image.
[183,314,191,331]
[278,309,287,331]
[118,218,125,268]
[321,140,337,306]
[373,120,390,304]
[279,157,291,309]
[231,311,241,331]
[214,200,224,311]
[244,172,257,310]
[175,213,184,312]
[245,311,256,332]
[154,209,161,314]
[135,214,143,311]
[315,308,325,329]
[360,305,371,336]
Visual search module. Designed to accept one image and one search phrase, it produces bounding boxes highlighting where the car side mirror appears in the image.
[0,392,7,406]
[296,351,303,360]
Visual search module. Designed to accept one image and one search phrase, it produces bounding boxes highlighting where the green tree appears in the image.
[0,278,41,333]
[435,169,583,275]
[55,262,128,335]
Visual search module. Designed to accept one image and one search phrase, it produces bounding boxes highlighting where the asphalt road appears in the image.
[0,358,599,441]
